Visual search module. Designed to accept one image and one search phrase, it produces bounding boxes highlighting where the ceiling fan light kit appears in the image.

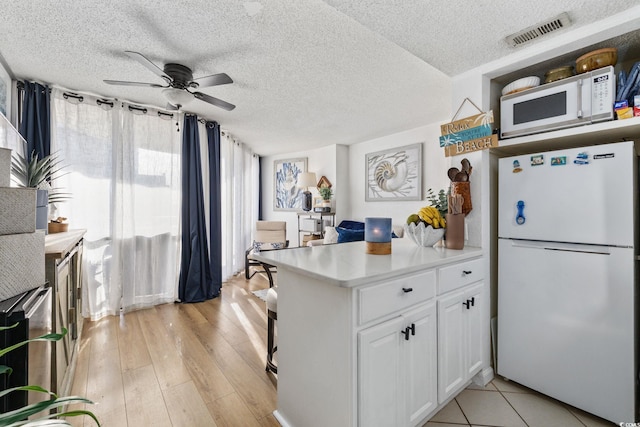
[162,87,193,106]
[104,51,236,111]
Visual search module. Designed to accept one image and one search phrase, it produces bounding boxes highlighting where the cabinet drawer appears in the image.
[358,270,436,325]
[438,258,483,295]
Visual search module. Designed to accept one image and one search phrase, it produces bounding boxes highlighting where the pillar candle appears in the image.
[364,217,392,243]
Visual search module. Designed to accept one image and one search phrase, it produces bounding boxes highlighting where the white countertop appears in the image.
[252,238,483,287]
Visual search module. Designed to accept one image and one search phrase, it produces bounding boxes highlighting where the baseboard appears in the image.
[273,410,291,427]
[472,366,495,387]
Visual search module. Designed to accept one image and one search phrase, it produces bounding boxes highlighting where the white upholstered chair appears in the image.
[245,221,288,280]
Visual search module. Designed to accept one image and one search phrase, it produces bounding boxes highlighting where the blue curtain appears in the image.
[18,81,50,159]
[258,156,263,220]
[178,115,217,302]
[206,121,222,296]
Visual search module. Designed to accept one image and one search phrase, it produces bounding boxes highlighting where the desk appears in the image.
[296,211,335,246]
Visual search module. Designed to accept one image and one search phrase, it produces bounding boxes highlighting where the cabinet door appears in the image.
[437,289,465,403]
[55,260,71,392]
[464,282,484,378]
[403,302,437,426]
[358,316,404,427]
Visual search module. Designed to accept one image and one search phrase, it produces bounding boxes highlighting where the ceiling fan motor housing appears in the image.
[164,63,196,89]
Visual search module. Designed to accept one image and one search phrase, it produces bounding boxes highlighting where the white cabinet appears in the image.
[45,230,85,397]
[403,303,438,426]
[358,302,438,427]
[255,241,485,427]
[437,281,484,403]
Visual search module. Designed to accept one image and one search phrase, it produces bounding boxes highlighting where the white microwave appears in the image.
[500,66,615,139]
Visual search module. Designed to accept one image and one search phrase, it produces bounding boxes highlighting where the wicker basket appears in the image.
[48,222,69,233]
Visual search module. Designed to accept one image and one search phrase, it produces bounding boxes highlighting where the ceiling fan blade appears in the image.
[193,91,236,111]
[103,79,165,88]
[124,51,171,82]
[192,73,233,88]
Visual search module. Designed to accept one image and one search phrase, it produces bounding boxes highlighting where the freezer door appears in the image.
[498,141,635,246]
[498,239,635,423]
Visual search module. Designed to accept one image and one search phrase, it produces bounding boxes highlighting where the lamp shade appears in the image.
[162,88,193,106]
[298,172,317,189]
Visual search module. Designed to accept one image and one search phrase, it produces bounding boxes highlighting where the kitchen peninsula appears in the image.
[253,238,488,427]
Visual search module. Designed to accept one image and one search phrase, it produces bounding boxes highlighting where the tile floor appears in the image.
[424,377,616,427]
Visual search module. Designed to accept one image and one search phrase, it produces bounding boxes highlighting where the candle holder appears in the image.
[365,217,392,255]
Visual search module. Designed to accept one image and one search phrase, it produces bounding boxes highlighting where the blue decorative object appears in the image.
[336,227,365,243]
[364,217,392,243]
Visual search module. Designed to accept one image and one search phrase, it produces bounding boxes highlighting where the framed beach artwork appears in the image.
[365,143,422,201]
[274,157,307,211]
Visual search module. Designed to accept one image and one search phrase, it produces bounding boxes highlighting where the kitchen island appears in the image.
[253,238,489,427]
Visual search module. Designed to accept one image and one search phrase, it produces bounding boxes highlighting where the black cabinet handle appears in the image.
[462,270,472,275]
[462,297,476,309]
[409,323,415,336]
[402,287,413,293]
[401,327,410,341]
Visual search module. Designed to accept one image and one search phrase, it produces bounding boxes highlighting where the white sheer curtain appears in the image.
[51,89,181,319]
[220,131,259,281]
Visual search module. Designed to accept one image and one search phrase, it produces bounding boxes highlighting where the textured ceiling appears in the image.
[0,1,636,155]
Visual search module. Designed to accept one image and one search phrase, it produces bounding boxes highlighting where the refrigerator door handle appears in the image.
[508,239,611,255]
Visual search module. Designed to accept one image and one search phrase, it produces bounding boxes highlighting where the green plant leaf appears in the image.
[0,323,20,331]
[4,408,101,426]
[11,151,71,203]
[0,365,13,376]
[0,384,55,400]
[0,395,95,425]
[0,328,67,359]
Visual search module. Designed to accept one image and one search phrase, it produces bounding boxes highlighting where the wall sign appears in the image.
[440,99,499,157]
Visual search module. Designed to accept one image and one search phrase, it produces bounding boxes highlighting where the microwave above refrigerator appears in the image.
[500,66,615,139]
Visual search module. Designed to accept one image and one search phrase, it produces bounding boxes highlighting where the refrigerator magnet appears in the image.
[530,155,544,166]
[573,152,590,165]
[550,156,566,166]
[512,160,522,173]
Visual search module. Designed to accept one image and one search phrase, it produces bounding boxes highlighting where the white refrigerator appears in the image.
[498,140,637,423]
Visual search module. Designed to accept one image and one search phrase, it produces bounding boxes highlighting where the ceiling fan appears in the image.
[104,51,235,111]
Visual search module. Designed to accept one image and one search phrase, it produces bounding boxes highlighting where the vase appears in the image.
[451,182,472,215]
[445,213,464,249]
[36,189,48,234]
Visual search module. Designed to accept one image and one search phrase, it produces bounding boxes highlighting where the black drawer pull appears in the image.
[402,287,413,293]
[462,270,472,275]
[401,327,410,341]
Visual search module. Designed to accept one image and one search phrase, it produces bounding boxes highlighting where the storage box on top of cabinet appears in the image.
[0,231,45,300]
[0,188,36,235]
[0,148,10,187]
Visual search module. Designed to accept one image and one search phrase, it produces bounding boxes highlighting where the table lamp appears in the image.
[298,172,317,211]
[365,217,392,254]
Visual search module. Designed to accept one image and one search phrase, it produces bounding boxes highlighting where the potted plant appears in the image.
[11,150,70,232]
[0,325,99,426]
[318,187,333,211]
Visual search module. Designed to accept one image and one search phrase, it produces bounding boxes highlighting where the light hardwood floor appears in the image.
[68,272,278,427]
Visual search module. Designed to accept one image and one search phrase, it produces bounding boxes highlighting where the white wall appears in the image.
[261,122,454,244]
[262,144,343,246]
[347,123,450,227]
